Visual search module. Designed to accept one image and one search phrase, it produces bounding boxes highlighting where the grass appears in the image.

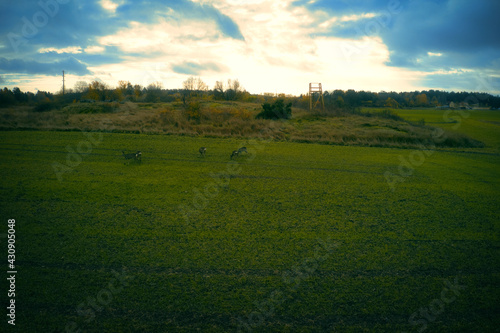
[0,101,486,149]
[0,111,499,332]
[388,107,500,153]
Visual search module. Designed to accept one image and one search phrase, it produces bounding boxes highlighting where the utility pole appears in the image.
[62,70,65,95]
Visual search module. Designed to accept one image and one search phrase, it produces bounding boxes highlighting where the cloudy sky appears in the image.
[1,0,499,95]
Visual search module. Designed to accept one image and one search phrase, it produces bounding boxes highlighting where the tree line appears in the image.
[316,89,500,109]
[1,77,499,110]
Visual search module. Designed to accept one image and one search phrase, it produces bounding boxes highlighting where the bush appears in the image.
[361,109,404,121]
[34,100,58,112]
[185,102,202,121]
[61,102,118,114]
[256,99,292,120]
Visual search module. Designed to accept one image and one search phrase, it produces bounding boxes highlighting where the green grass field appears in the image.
[389,108,500,153]
[0,108,499,332]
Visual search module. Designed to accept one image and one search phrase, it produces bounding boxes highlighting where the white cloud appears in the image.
[39,47,82,54]
[98,19,223,55]
[22,0,427,94]
[100,0,120,13]
[428,52,443,57]
[340,13,377,22]
[84,46,106,54]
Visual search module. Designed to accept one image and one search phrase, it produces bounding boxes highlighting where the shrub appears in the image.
[34,101,58,112]
[374,109,404,121]
[256,99,292,120]
[61,102,118,114]
[186,102,202,121]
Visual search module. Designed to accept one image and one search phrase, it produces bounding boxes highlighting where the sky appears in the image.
[0,0,499,96]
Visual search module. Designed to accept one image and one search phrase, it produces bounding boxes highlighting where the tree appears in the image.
[213,81,224,100]
[147,82,162,91]
[231,79,240,93]
[182,77,196,91]
[195,77,208,92]
[336,96,345,108]
[225,78,240,101]
[384,97,399,109]
[183,77,208,93]
[345,89,361,107]
[13,87,27,103]
[145,82,163,102]
[133,84,142,100]
[0,87,16,107]
[114,80,129,101]
[86,80,108,101]
[74,81,88,94]
[415,93,429,107]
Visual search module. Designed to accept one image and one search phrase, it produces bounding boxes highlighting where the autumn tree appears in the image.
[415,93,429,107]
[86,80,108,101]
[385,97,399,108]
[133,84,143,100]
[114,80,129,101]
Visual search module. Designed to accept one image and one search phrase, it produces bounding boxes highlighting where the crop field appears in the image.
[0,109,499,332]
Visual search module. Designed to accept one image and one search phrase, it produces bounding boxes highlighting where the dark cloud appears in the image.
[0,0,243,76]
[421,71,500,94]
[291,0,390,15]
[1,1,113,56]
[171,61,222,75]
[381,0,500,70]
[195,3,245,41]
[296,0,500,72]
[117,0,244,40]
[0,57,91,76]
[1,0,243,55]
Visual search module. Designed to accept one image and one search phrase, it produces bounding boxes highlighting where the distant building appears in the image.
[459,102,472,110]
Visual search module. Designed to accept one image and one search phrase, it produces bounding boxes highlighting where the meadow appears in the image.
[0,101,485,149]
[0,106,499,332]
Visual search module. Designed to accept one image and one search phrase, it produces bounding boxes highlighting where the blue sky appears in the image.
[0,0,499,95]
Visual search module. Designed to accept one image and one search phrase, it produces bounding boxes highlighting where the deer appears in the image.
[122,151,142,164]
[199,147,207,157]
[230,150,239,160]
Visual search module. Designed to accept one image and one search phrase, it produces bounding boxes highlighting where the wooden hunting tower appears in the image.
[309,83,324,110]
